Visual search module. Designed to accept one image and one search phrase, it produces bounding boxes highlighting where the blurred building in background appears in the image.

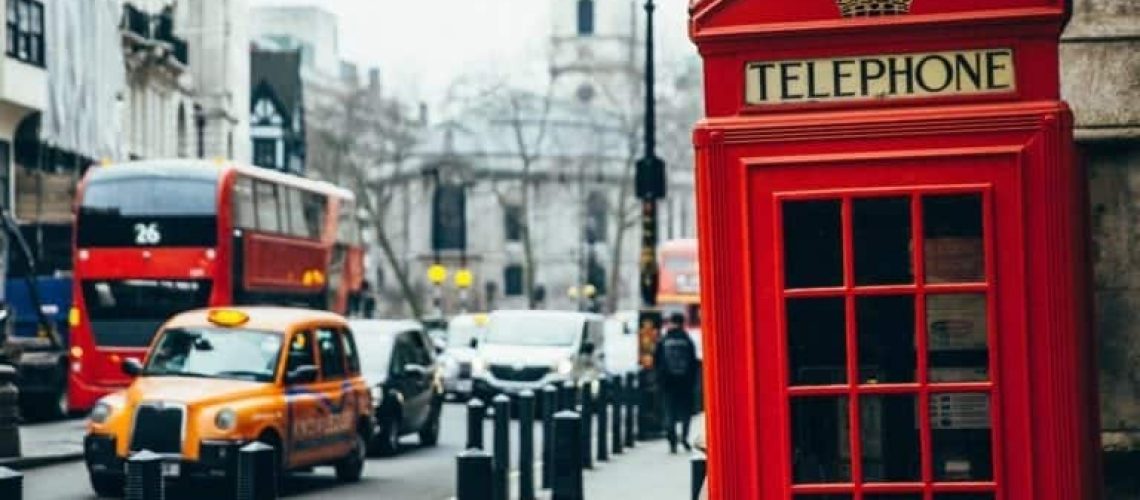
[182,0,250,163]
[250,47,305,174]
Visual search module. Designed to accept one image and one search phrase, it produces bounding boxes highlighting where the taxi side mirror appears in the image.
[286,365,319,385]
[121,358,143,377]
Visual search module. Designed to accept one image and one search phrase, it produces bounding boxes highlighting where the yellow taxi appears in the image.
[83,307,373,496]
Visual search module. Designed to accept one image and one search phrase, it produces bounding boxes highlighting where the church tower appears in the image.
[549,0,641,108]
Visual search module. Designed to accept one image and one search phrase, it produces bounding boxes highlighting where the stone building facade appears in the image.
[1059,0,1140,495]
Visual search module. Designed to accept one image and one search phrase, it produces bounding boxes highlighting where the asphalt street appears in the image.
[21,402,546,500]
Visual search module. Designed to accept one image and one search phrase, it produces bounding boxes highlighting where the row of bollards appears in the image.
[122,442,278,500]
[456,372,640,500]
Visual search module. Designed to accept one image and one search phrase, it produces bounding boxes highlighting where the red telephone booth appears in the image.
[690,1,1102,499]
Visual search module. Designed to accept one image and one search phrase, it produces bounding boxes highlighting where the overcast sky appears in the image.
[250,0,698,105]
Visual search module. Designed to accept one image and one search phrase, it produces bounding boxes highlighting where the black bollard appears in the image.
[560,380,577,411]
[551,411,583,500]
[624,373,636,448]
[125,450,164,500]
[236,441,277,500]
[492,394,511,500]
[0,365,20,459]
[596,377,609,462]
[580,381,594,470]
[518,390,536,500]
[0,466,22,500]
[691,453,708,500]
[612,375,624,455]
[456,449,494,500]
[541,385,557,489]
[467,398,487,450]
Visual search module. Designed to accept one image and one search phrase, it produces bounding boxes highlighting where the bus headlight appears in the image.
[89,401,112,424]
[215,408,237,431]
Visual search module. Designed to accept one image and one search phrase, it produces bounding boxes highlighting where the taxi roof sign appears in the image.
[208,309,250,327]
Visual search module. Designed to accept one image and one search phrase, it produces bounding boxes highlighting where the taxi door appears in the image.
[310,327,356,461]
[283,330,324,468]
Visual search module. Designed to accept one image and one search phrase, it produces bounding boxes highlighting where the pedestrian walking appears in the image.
[654,311,699,454]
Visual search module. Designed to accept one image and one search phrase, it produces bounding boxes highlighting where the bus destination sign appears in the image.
[745,48,1015,106]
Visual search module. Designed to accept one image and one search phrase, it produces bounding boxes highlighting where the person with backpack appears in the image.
[654,311,699,453]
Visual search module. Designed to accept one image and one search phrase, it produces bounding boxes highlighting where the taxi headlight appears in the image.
[89,401,112,424]
[555,359,574,376]
[370,386,384,407]
[472,358,487,376]
[215,408,237,431]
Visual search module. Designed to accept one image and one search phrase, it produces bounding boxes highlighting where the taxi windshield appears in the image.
[145,327,283,382]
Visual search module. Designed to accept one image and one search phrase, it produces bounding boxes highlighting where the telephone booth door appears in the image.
[750,153,1029,500]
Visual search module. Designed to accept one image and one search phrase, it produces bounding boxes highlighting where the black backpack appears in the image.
[660,333,693,378]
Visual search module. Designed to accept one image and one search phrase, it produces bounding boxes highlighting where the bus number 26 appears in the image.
[134,223,162,245]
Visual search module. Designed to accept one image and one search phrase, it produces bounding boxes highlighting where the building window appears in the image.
[504,204,522,242]
[577,0,594,36]
[253,138,278,170]
[504,264,524,297]
[6,0,44,67]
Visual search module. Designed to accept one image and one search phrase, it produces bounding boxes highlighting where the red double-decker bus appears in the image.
[658,238,701,333]
[68,160,364,411]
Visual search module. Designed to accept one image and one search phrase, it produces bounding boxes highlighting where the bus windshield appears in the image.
[77,175,218,247]
[145,327,282,383]
[81,280,212,347]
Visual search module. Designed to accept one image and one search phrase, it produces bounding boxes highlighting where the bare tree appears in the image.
[452,80,558,309]
[307,85,426,319]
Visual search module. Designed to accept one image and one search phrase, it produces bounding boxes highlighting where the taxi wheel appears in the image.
[335,431,367,483]
[89,473,124,498]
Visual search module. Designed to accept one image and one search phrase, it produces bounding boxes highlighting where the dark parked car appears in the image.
[350,319,444,456]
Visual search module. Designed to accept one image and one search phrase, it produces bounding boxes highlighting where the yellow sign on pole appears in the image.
[454,269,473,289]
[427,264,448,285]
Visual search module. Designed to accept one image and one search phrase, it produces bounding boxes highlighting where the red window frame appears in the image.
[774,184,1003,500]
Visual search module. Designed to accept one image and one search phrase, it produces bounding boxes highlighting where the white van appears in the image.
[472,310,605,400]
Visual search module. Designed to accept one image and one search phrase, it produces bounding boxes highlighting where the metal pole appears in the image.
[612,375,624,455]
[518,390,536,500]
[457,449,494,500]
[492,394,511,500]
[580,382,594,470]
[236,442,277,500]
[635,0,665,441]
[125,450,164,500]
[625,373,637,448]
[0,467,22,500]
[467,398,487,450]
[597,377,609,462]
[552,411,583,500]
[542,385,557,489]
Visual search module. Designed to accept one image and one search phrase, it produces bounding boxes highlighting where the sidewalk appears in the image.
[0,418,85,470]
[582,439,694,500]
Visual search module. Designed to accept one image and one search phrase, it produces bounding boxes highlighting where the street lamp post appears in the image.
[427,263,448,318]
[634,0,666,440]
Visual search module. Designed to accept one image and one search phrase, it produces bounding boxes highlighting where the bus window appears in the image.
[303,192,326,239]
[286,187,309,238]
[337,201,361,245]
[254,181,281,233]
[233,177,255,229]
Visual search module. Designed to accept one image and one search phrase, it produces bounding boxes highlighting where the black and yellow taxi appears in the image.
[83,307,373,496]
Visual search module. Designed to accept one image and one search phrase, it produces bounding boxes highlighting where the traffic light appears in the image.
[635,156,666,200]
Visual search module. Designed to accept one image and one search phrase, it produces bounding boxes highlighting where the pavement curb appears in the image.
[0,451,84,471]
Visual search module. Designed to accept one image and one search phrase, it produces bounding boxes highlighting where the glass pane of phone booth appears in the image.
[781,190,997,499]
